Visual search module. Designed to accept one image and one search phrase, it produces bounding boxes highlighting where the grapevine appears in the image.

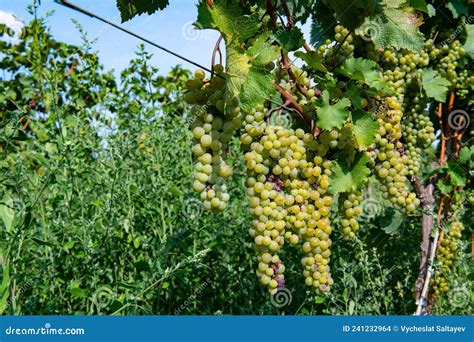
[114,0,473,312]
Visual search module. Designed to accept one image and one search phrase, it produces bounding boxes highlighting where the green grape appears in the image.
[184,65,241,212]
[431,221,465,297]
[338,190,363,239]
[369,97,419,214]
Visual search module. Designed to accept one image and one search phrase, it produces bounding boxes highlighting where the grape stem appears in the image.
[211,36,223,71]
[281,50,308,96]
[266,0,278,29]
[329,31,351,70]
[272,83,318,135]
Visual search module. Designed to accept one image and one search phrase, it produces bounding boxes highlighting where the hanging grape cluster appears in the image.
[242,105,335,293]
[185,66,242,211]
[432,221,465,296]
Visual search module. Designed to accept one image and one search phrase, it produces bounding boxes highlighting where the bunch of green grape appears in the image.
[317,25,355,65]
[369,96,419,213]
[338,190,363,239]
[432,221,465,296]
[243,104,335,293]
[185,66,242,211]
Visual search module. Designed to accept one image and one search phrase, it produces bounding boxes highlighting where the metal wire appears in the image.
[54,0,218,75]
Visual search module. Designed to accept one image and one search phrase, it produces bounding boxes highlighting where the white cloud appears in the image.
[0,10,24,35]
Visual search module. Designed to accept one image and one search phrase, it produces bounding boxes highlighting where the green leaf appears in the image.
[329,153,370,194]
[362,7,424,51]
[294,51,328,73]
[380,207,404,234]
[340,58,385,90]
[316,91,351,130]
[348,300,355,315]
[351,110,379,149]
[314,295,326,304]
[445,0,469,18]
[197,0,264,113]
[458,146,474,165]
[437,179,453,195]
[427,4,436,16]
[197,1,259,44]
[463,25,474,58]
[246,33,280,66]
[31,237,55,248]
[240,67,276,113]
[0,262,10,315]
[0,198,14,233]
[64,241,76,250]
[70,287,87,298]
[408,0,428,13]
[447,161,467,187]
[240,34,280,112]
[117,0,170,22]
[323,0,374,31]
[310,2,336,45]
[274,27,305,51]
[419,68,451,102]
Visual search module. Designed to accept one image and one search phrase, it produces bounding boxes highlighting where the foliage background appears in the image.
[0,6,472,315]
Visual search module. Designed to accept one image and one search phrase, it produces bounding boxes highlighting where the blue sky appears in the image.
[0,0,222,76]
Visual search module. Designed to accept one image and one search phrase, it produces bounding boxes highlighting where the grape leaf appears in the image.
[329,153,371,194]
[197,0,259,44]
[458,146,474,165]
[340,58,385,90]
[117,0,170,22]
[310,2,337,45]
[419,68,451,102]
[351,110,378,149]
[294,51,327,73]
[274,27,305,51]
[447,161,467,186]
[408,0,428,13]
[0,197,14,233]
[463,24,474,58]
[316,91,351,130]
[445,0,469,18]
[436,179,453,195]
[380,207,404,234]
[427,4,436,16]
[240,34,280,112]
[363,6,424,51]
[196,1,263,112]
[322,0,375,31]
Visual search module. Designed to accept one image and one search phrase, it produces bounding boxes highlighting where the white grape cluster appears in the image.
[185,66,242,211]
[338,190,363,239]
[369,97,420,213]
[242,106,335,293]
